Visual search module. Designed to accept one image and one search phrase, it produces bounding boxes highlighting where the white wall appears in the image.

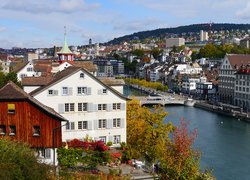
[23,86,41,93]
[33,69,127,146]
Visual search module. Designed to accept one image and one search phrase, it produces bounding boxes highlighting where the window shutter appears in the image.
[108,136,113,142]
[94,120,98,130]
[93,104,98,112]
[121,118,125,128]
[87,87,91,95]
[58,104,64,113]
[98,89,102,95]
[53,90,58,96]
[121,103,126,110]
[87,103,93,112]
[71,122,75,130]
[68,87,73,95]
[107,119,112,129]
[87,121,92,130]
[107,104,112,111]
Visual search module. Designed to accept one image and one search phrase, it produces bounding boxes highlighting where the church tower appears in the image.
[57,26,74,64]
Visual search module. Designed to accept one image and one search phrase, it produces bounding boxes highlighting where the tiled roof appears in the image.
[22,76,53,86]
[99,77,125,86]
[73,61,97,72]
[30,66,128,100]
[12,61,29,73]
[0,81,67,122]
[227,54,250,69]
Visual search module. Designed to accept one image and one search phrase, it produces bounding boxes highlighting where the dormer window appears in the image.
[80,73,84,78]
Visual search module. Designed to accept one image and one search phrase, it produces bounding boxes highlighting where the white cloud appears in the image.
[236,2,250,19]
[1,0,100,14]
[0,26,6,32]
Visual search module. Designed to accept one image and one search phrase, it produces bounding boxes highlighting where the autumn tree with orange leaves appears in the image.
[126,98,214,179]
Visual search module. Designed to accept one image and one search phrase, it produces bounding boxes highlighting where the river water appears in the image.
[124,86,250,180]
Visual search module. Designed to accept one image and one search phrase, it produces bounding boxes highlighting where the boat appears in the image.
[184,98,196,106]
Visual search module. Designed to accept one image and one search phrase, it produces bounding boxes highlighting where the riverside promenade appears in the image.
[195,101,250,122]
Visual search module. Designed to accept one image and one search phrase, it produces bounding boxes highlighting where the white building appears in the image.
[200,30,208,41]
[16,62,40,81]
[30,67,127,146]
[166,38,185,48]
[150,66,162,82]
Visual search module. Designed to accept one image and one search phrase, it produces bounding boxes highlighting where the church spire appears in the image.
[58,26,73,54]
[57,26,74,64]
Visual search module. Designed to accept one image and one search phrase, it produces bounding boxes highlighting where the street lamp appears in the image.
[52,121,69,166]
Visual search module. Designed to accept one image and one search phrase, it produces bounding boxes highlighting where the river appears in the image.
[124,86,250,180]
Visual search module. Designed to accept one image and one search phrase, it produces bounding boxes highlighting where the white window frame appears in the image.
[78,103,87,111]
[77,87,87,95]
[113,135,121,144]
[113,103,121,110]
[62,87,69,95]
[66,122,75,130]
[98,104,107,111]
[65,103,74,112]
[78,121,88,130]
[99,136,106,143]
[113,118,121,128]
[98,119,107,129]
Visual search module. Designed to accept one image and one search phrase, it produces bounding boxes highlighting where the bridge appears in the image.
[133,96,185,106]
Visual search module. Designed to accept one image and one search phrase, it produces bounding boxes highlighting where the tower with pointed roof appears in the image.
[57,26,74,64]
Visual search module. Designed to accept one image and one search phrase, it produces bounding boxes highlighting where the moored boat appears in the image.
[184,98,196,106]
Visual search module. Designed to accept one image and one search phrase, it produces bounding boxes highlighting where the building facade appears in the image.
[30,67,127,146]
[0,81,67,165]
[219,54,250,104]
[234,65,250,111]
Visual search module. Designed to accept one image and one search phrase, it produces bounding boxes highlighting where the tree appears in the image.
[0,138,50,180]
[0,72,21,88]
[126,99,215,179]
[159,118,201,179]
[151,47,162,59]
[131,49,145,59]
[126,98,173,166]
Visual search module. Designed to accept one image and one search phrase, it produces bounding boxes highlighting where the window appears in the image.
[78,103,87,111]
[77,87,87,95]
[20,74,27,79]
[40,149,51,159]
[80,73,84,78]
[113,118,121,128]
[113,103,121,110]
[9,126,16,136]
[48,90,53,95]
[102,89,107,94]
[113,135,121,144]
[66,122,75,130]
[65,103,74,112]
[78,121,88,130]
[62,87,68,95]
[98,119,107,129]
[98,104,107,111]
[33,126,40,136]
[0,125,6,135]
[99,136,106,143]
[27,67,33,72]
[48,90,58,96]
[8,104,15,114]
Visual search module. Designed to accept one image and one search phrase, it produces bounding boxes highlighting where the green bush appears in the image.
[0,138,50,180]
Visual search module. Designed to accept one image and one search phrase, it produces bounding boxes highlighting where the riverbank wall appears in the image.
[194,101,250,122]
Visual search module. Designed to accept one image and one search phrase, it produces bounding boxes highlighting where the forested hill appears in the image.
[107,23,250,44]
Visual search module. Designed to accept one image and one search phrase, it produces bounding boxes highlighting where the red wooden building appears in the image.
[0,81,68,165]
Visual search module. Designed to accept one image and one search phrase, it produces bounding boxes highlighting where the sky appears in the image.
[0,0,250,49]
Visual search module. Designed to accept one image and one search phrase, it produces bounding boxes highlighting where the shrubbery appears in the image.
[0,138,50,180]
